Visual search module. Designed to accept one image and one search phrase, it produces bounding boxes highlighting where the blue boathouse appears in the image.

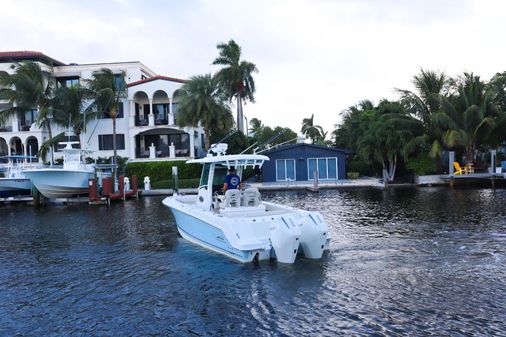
[261,143,349,182]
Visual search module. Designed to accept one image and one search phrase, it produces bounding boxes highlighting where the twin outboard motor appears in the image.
[269,212,328,263]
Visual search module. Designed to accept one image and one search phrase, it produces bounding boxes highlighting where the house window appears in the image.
[101,102,124,119]
[114,74,125,91]
[308,157,337,180]
[153,103,169,125]
[276,159,296,181]
[98,134,125,150]
[57,77,80,88]
[20,109,38,130]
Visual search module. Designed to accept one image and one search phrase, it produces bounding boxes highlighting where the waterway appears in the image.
[0,187,505,336]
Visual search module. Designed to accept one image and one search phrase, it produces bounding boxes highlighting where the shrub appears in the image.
[151,178,201,189]
[406,153,436,176]
[85,156,129,175]
[347,172,360,179]
[125,161,201,183]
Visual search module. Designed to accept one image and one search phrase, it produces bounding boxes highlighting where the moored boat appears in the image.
[162,144,330,264]
[0,156,33,198]
[23,143,94,199]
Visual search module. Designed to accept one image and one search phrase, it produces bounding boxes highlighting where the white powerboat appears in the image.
[162,144,330,264]
[23,143,94,199]
[0,156,33,198]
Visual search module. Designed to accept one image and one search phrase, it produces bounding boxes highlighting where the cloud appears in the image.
[1,0,506,135]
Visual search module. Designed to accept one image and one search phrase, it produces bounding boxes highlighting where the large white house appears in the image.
[0,51,205,162]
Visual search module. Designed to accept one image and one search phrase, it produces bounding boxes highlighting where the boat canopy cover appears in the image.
[187,154,270,168]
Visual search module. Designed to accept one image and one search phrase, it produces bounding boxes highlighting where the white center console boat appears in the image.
[162,144,330,264]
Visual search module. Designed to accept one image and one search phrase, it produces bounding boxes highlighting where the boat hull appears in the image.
[170,207,259,263]
[23,169,94,199]
[0,178,32,198]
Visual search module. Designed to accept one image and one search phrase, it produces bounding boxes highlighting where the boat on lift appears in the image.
[0,155,34,198]
[162,144,330,264]
[23,142,94,199]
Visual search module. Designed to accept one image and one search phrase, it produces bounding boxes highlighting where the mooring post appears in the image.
[172,166,179,195]
[32,186,40,207]
[313,170,319,191]
[490,150,497,188]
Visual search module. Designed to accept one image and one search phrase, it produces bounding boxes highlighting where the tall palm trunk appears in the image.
[236,94,244,134]
[204,127,210,151]
[45,119,54,165]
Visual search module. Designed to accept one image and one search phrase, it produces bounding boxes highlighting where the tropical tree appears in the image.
[435,73,499,162]
[212,39,258,134]
[87,68,127,177]
[52,84,95,147]
[301,114,326,144]
[357,100,423,181]
[397,69,451,164]
[246,118,297,151]
[175,74,234,151]
[0,61,58,162]
[333,100,374,150]
[486,71,506,147]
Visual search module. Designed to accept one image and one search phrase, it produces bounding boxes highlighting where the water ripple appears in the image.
[0,187,505,336]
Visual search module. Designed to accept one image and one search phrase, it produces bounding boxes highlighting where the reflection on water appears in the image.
[0,187,505,336]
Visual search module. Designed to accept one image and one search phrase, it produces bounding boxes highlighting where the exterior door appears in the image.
[276,159,296,181]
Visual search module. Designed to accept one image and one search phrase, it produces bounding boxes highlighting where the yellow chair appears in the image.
[453,162,465,175]
[464,163,474,174]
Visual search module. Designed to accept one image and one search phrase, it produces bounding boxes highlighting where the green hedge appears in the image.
[126,161,201,183]
[151,178,201,189]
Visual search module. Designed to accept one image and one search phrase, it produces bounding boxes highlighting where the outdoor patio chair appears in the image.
[453,162,465,175]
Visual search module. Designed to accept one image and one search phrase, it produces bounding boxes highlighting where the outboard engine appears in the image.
[269,216,301,263]
[297,212,329,259]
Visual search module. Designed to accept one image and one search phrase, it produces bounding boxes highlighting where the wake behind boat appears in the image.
[162,144,330,264]
[23,142,94,199]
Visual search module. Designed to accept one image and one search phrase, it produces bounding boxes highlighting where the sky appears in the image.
[2,0,506,136]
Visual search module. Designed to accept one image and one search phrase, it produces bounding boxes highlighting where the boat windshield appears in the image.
[200,164,210,187]
[199,163,240,194]
[212,166,229,193]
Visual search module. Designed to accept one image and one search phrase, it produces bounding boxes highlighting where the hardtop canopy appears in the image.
[187,154,269,169]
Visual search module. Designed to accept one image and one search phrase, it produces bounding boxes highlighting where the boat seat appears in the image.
[242,187,261,206]
[224,189,241,208]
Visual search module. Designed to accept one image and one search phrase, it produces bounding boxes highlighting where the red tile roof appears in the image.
[127,74,187,87]
[0,51,66,66]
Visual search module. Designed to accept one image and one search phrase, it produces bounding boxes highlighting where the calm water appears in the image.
[0,187,505,336]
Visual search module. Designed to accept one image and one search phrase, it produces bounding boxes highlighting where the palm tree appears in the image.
[87,68,127,177]
[358,100,423,182]
[0,61,58,163]
[301,114,326,144]
[52,84,95,147]
[212,39,258,134]
[397,69,451,165]
[175,74,234,150]
[435,73,498,162]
